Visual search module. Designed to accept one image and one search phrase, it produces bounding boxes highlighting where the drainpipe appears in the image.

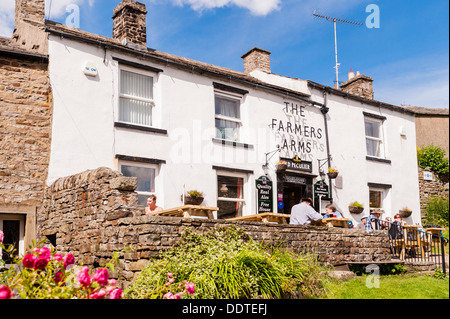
[321,90,332,200]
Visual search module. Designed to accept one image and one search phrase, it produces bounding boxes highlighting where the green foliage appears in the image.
[350,201,364,208]
[186,190,203,198]
[417,145,449,175]
[125,225,328,299]
[422,196,449,228]
[348,263,407,276]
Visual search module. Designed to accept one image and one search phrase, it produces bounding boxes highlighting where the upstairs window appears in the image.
[215,93,242,142]
[119,69,154,127]
[365,117,384,158]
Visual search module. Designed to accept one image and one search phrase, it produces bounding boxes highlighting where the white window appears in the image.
[0,214,25,266]
[217,175,245,219]
[119,68,155,126]
[365,117,384,158]
[119,161,158,206]
[215,92,242,142]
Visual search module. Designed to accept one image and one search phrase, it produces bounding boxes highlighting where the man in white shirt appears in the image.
[289,197,323,225]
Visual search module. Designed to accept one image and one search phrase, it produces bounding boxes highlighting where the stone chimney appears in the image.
[12,0,47,54]
[241,47,271,74]
[113,0,148,49]
[340,70,374,100]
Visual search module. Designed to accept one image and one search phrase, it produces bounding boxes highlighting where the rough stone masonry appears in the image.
[38,167,391,288]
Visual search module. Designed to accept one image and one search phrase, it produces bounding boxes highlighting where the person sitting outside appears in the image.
[357,216,373,230]
[323,204,342,219]
[145,194,163,215]
[289,197,323,226]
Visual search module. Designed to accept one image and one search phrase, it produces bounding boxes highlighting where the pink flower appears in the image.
[0,230,4,243]
[108,279,117,286]
[174,293,182,299]
[185,282,195,295]
[163,292,174,299]
[34,256,49,270]
[167,272,173,278]
[53,254,63,262]
[166,278,175,286]
[93,268,109,286]
[77,266,92,287]
[63,253,75,269]
[109,288,123,299]
[0,285,13,299]
[22,253,36,268]
[90,289,107,299]
[38,247,51,261]
[55,271,65,284]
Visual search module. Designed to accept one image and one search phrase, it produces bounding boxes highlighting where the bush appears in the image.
[422,196,449,228]
[0,238,123,299]
[125,225,328,299]
[417,145,449,176]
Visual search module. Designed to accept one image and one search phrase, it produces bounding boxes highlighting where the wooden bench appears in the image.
[228,213,291,224]
[314,217,352,228]
[146,205,218,219]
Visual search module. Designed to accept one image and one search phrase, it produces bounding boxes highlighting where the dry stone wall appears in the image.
[38,167,391,287]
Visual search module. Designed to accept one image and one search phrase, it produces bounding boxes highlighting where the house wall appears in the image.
[47,33,421,225]
[415,116,449,156]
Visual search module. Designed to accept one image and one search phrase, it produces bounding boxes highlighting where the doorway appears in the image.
[283,184,305,215]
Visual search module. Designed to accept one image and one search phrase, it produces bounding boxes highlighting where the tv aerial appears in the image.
[313,10,363,88]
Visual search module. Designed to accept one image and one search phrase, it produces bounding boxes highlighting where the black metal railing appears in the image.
[382,220,448,274]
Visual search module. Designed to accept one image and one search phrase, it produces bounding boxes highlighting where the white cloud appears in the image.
[0,0,15,37]
[170,0,281,16]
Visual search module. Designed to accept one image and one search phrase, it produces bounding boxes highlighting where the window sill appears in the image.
[366,156,391,164]
[114,122,168,135]
[212,138,254,149]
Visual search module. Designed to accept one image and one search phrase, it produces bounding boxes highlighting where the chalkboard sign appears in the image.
[256,176,273,214]
[314,180,329,198]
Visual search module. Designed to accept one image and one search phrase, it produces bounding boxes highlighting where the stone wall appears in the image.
[418,167,449,212]
[38,167,391,288]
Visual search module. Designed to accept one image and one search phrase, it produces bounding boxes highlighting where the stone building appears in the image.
[0,0,433,262]
[0,22,51,256]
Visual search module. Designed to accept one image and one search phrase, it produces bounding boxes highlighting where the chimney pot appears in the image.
[241,47,271,74]
[348,68,355,80]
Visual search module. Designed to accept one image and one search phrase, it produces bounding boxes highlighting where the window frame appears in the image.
[118,160,160,207]
[214,90,243,142]
[117,65,158,128]
[368,187,390,214]
[0,213,26,267]
[216,171,248,219]
[364,116,385,158]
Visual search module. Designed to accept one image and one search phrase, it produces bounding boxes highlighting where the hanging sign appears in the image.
[314,180,329,198]
[256,176,273,214]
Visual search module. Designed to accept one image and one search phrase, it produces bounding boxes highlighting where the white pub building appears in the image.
[45,0,421,224]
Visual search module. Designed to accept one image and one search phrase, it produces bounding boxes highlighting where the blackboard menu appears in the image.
[256,176,273,214]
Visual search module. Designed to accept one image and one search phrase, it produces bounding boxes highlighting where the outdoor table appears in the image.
[318,217,352,228]
[146,205,218,219]
[398,225,426,259]
[228,213,291,224]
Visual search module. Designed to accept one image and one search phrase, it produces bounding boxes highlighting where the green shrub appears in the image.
[125,225,327,299]
[422,196,449,228]
[417,145,449,176]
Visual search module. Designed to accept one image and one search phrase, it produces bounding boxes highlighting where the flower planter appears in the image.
[348,206,364,214]
[276,164,287,174]
[184,196,204,205]
[399,209,412,218]
[327,172,338,179]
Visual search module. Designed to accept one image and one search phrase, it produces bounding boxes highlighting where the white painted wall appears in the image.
[47,35,421,224]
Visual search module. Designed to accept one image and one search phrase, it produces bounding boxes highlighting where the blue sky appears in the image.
[1,0,448,108]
